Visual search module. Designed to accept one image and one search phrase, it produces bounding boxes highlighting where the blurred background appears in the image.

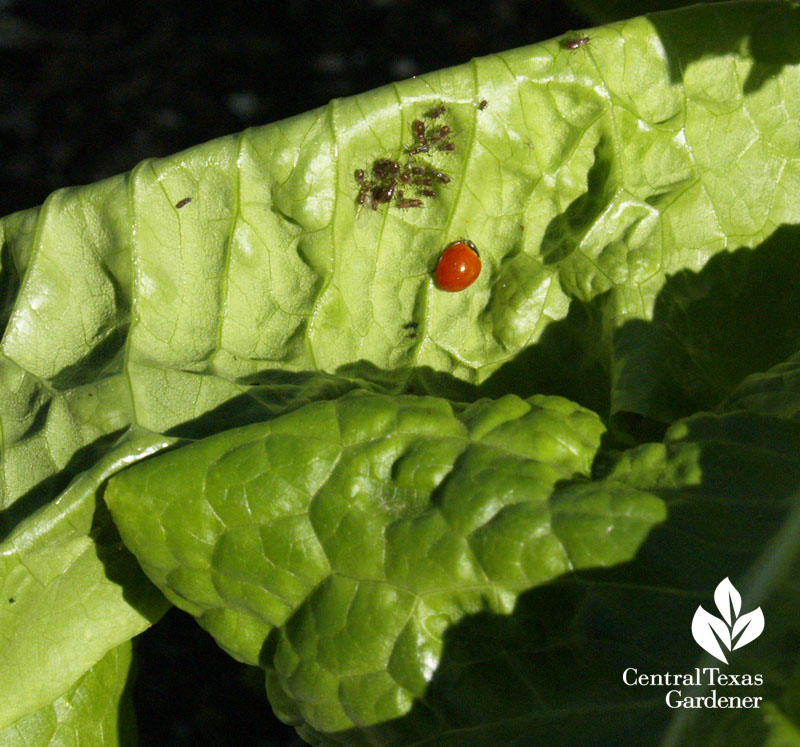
[0,0,709,744]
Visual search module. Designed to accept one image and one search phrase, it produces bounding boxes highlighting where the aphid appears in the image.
[563,35,591,50]
[373,159,400,180]
[478,99,488,110]
[403,321,419,329]
[429,126,451,144]
[396,198,423,208]
[434,240,481,292]
[426,104,446,119]
[357,184,372,207]
[430,170,450,184]
[407,332,417,339]
[355,169,374,208]
[412,119,427,143]
[376,179,397,203]
[175,197,192,209]
[419,189,436,197]
[407,144,429,156]
[438,143,455,152]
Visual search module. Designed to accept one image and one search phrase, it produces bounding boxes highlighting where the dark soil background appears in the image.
[0,1,589,744]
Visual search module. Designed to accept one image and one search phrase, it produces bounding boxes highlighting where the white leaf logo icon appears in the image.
[691,577,764,664]
[692,606,731,664]
[732,609,765,650]
[714,577,740,625]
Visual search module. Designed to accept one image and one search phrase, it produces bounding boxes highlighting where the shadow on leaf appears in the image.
[649,2,800,94]
[305,413,800,746]
[0,426,126,542]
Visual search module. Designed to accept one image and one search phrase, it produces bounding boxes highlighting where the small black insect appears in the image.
[175,197,192,209]
[426,104,446,119]
[478,99,488,110]
[373,159,400,180]
[428,126,452,146]
[376,180,397,204]
[407,332,417,339]
[563,36,591,50]
[403,321,419,329]
[396,198,423,208]
[355,169,373,207]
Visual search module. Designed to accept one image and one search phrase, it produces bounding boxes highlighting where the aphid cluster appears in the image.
[355,104,456,211]
[407,106,455,155]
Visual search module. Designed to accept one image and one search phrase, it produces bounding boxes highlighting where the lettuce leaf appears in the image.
[106,397,800,744]
[0,642,135,747]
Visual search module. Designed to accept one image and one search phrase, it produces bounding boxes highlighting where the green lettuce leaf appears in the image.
[0,641,135,747]
[105,391,665,738]
[106,396,800,745]
[0,432,169,728]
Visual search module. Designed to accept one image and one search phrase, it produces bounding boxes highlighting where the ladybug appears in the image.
[434,240,481,292]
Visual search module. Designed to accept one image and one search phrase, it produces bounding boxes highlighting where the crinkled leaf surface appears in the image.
[105,391,665,739]
[1,0,800,740]
[106,396,800,745]
[0,641,135,747]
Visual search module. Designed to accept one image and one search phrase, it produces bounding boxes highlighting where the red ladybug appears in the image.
[434,240,481,292]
